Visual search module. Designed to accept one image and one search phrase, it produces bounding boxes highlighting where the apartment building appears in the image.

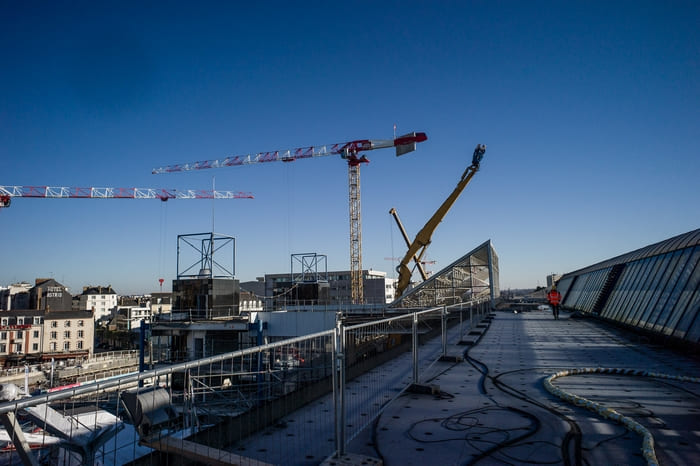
[0,279,94,366]
[75,285,118,321]
[0,309,94,365]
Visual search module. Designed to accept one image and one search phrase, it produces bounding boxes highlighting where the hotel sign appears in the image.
[47,286,63,298]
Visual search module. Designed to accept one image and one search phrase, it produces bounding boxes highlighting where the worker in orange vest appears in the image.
[547,285,562,320]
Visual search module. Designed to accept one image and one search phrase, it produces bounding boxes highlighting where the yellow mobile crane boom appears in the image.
[394,144,486,299]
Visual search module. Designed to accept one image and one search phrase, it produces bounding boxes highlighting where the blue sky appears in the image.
[1,1,698,295]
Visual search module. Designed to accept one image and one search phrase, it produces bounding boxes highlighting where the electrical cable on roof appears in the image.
[461,316,584,466]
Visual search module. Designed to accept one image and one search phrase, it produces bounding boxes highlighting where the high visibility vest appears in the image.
[548,291,561,305]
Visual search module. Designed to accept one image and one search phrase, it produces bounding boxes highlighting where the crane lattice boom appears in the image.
[0,186,253,207]
[151,133,427,174]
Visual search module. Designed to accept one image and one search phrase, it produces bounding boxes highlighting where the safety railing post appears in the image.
[459,304,463,339]
[412,312,419,384]
[441,306,447,357]
[333,313,346,457]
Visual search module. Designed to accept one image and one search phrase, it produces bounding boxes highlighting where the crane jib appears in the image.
[151,131,428,173]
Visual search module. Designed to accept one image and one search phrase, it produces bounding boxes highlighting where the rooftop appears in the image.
[241,309,700,465]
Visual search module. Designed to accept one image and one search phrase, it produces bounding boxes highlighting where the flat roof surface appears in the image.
[237,309,700,465]
[347,310,700,465]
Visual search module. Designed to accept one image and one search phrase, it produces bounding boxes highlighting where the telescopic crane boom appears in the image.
[394,144,486,299]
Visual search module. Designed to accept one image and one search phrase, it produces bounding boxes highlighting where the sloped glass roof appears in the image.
[391,240,499,308]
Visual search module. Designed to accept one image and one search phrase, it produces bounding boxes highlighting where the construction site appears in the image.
[1,126,699,466]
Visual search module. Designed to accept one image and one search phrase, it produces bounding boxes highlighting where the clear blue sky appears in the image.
[1,1,698,295]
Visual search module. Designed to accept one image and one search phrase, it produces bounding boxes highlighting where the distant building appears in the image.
[0,279,94,366]
[110,305,151,332]
[240,289,263,312]
[76,285,118,321]
[29,278,73,312]
[149,292,173,318]
[263,269,396,308]
[0,282,32,311]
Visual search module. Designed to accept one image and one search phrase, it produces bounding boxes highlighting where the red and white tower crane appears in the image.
[151,132,428,304]
[0,185,253,208]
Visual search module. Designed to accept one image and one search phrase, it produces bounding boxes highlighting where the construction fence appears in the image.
[0,300,490,465]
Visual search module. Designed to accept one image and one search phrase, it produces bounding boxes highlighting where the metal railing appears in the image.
[0,299,490,465]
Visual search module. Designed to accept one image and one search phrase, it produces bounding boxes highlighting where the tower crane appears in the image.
[152,132,428,304]
[0,186,253,209]
[394,144,486,299]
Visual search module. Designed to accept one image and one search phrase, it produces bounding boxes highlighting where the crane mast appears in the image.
[348,157,365,304]
[394,144,486,299]
[152,132,427,305]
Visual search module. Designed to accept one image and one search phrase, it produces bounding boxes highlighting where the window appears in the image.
[64,331,71,339]
[0,344,5,353]
[64,320,71,327]
[77,341,83,350]
[50,342,57,351]
[17,317,23,325]
[15,331,22,339]
[51,321,57,328]
[78,320,84,327]
[0,332,6,340]
[1,318,7,326]
[78,330,84,338]
[33,330,39,338]
[14,344,22,353]
[33,317,41,325]
[50,331,57,340]
[32,343,38,351]
[63,341,70,351]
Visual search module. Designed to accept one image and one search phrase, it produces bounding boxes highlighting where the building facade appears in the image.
[0,279,95,365]
[0,282,32,311]
[263,269,396,308]
[111,305,151,332]
[0,309,94,365]
[76,285,118,321]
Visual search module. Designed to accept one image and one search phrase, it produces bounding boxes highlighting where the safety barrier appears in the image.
[0,299,489,465]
